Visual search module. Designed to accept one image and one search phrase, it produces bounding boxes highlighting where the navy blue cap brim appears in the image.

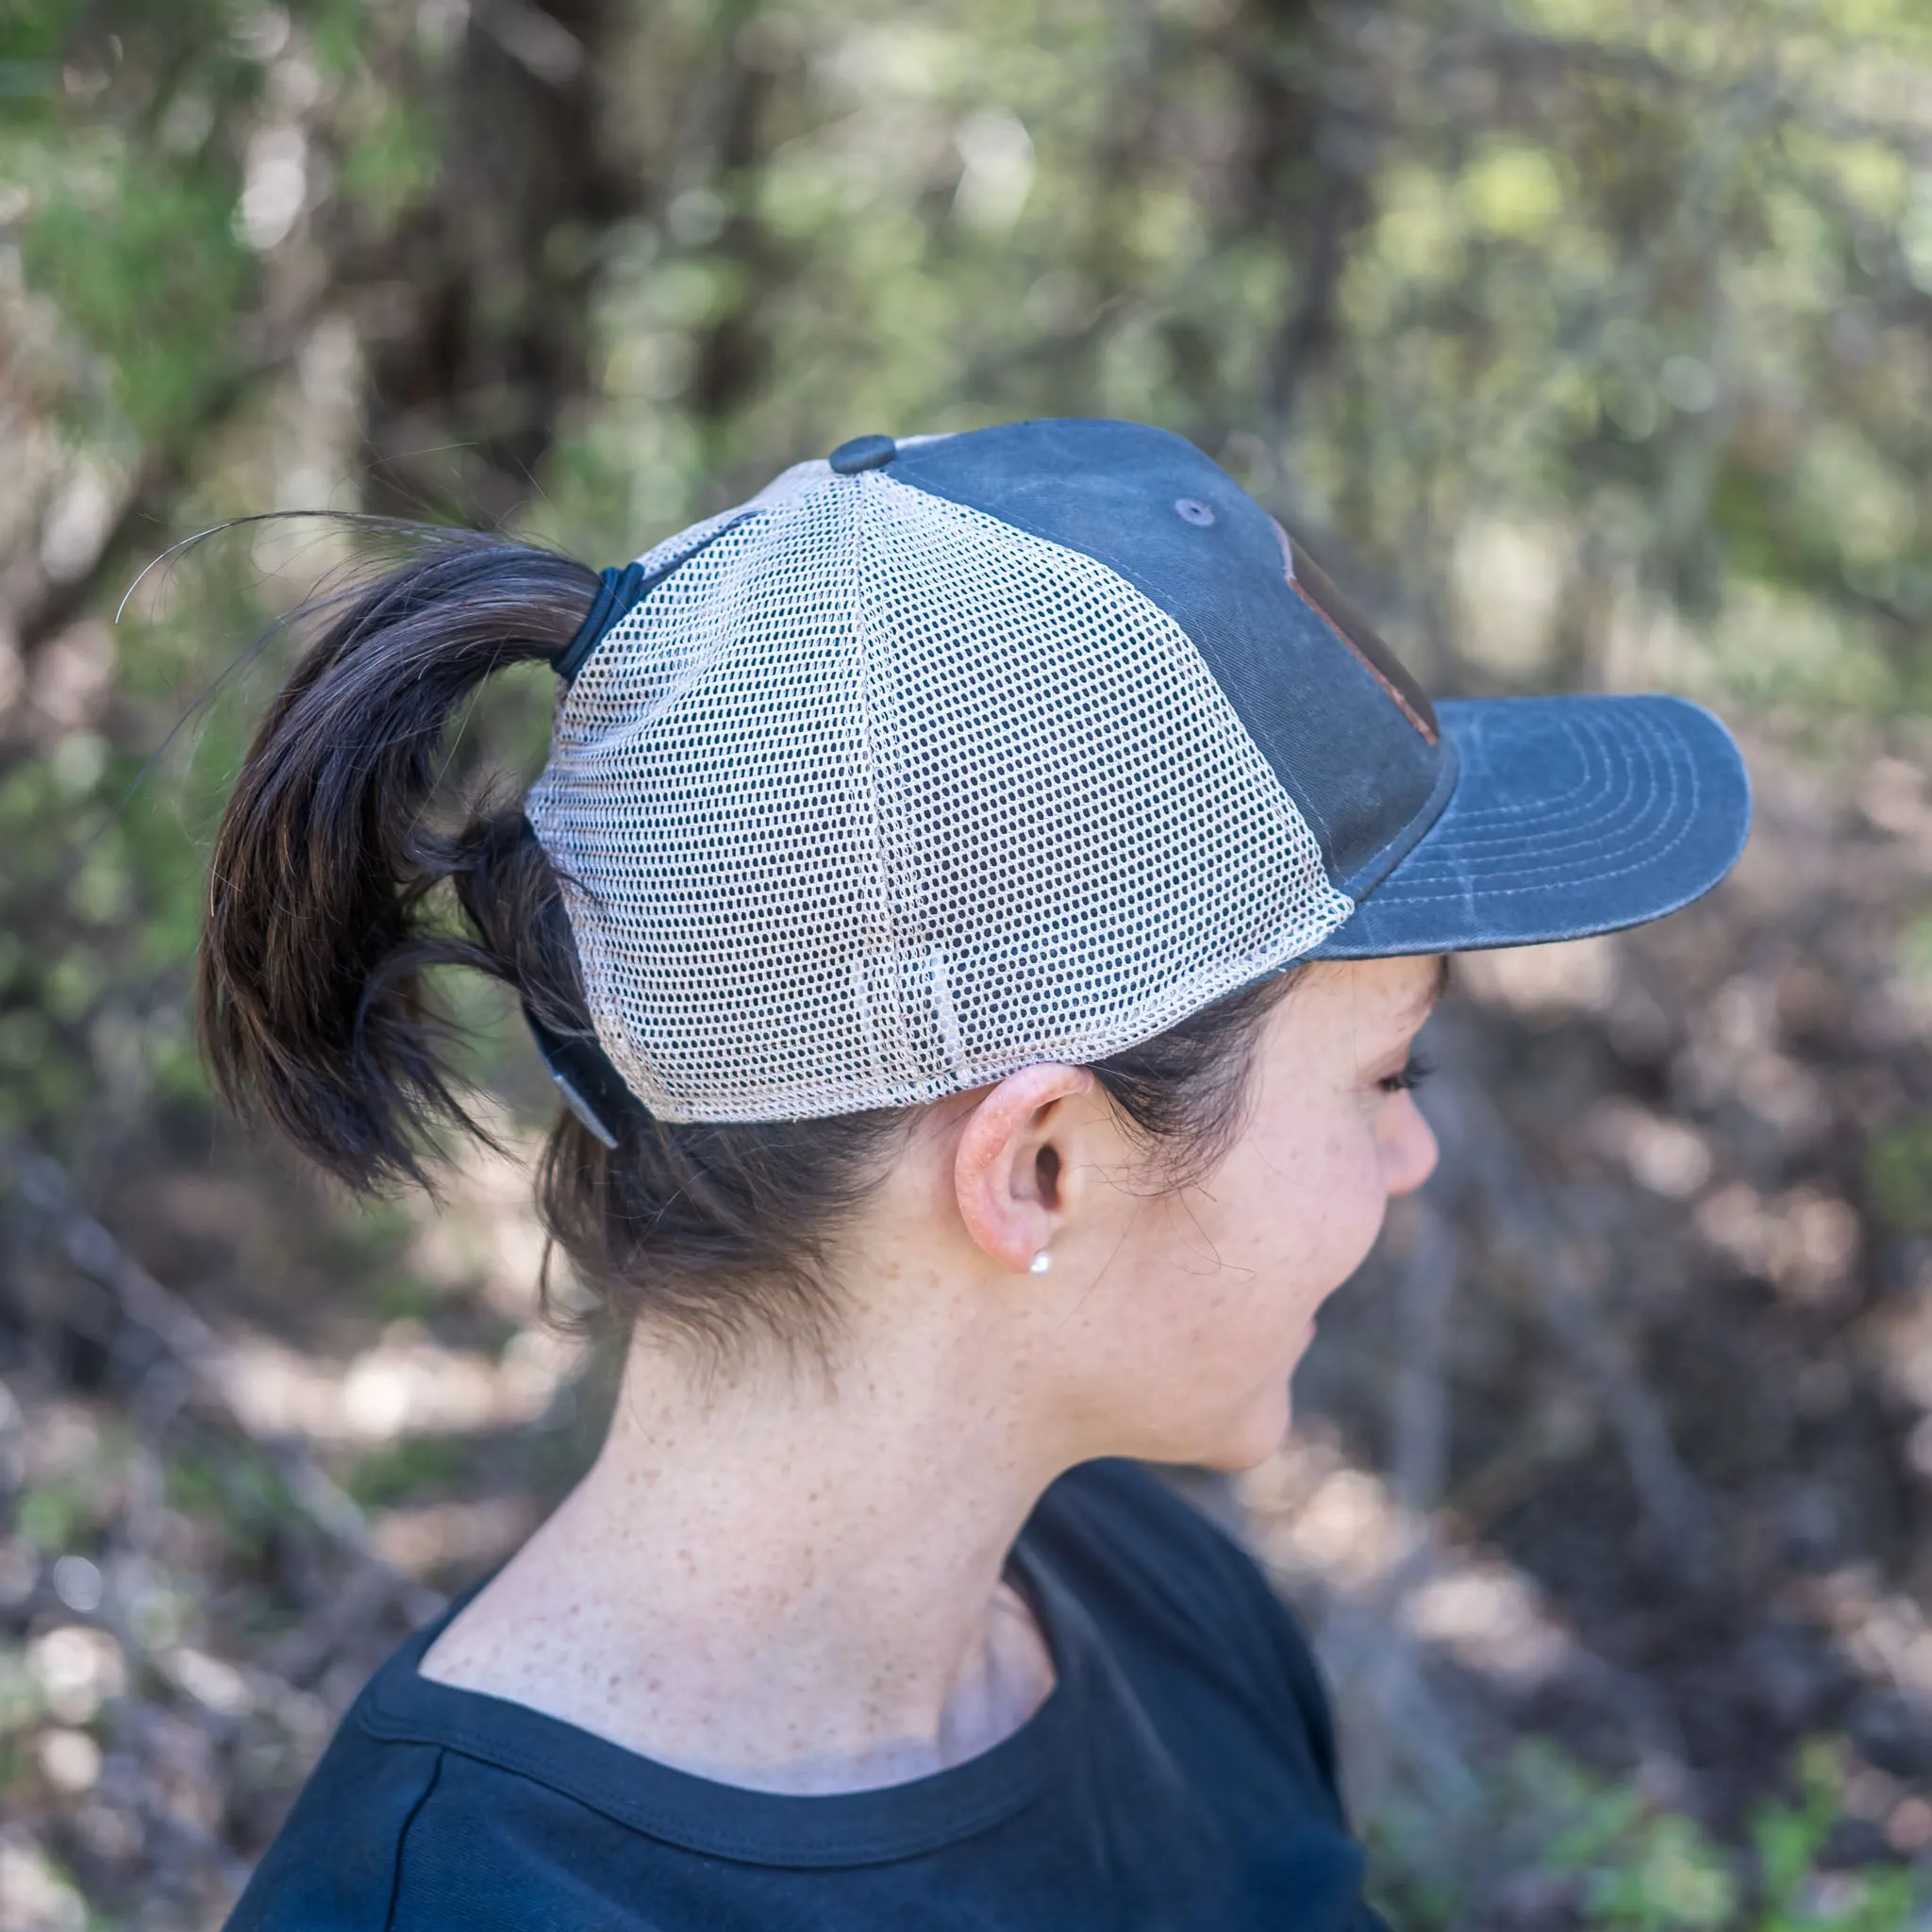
[1308,693,1751,958]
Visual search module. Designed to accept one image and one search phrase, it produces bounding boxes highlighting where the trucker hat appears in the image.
[524,418,1750,1132]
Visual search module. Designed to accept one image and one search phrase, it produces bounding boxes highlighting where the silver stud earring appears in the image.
[1029,1251,1053,1274]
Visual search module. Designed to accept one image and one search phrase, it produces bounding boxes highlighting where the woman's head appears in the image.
[198,419,1747,1445]
[196,525,1374,1396]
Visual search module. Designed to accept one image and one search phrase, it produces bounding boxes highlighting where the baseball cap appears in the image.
[525,418,1749,1129]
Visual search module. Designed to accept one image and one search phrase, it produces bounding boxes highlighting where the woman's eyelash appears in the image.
[1378,1053,1434,1095]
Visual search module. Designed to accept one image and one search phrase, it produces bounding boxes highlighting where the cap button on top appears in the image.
[827,434,898,475]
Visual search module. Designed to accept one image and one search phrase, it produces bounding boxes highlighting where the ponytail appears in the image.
[197,531,598,1191]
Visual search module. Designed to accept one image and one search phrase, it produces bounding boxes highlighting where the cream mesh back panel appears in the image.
[525,469,1355,1122]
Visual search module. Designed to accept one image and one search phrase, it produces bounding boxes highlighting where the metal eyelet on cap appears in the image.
[828,434,898,475]
[1174,497,1216,526]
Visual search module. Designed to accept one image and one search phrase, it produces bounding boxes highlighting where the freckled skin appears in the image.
[422,958,1442,1795]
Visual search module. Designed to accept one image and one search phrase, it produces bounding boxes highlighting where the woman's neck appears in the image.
[419,1310,1062,1793]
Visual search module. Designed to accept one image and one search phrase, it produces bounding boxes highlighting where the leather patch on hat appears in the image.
[1274,521,1440,745]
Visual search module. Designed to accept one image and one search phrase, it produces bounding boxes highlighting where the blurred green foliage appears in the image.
[342,1433,475,1509]
[1866,1115,1932,1238]
[1751,1743,1917,1932]
[1370,1738,1919,1930]
[529,0,1932,722]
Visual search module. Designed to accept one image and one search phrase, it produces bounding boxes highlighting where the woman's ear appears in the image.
[953,1063,1097,1274]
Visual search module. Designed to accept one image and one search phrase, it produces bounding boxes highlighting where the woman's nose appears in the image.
[1381,1093,1440,1198]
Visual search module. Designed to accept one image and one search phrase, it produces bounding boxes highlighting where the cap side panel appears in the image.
[854,475,1355,1108]
[886,419,1446,890]
[528,469,1356,1122]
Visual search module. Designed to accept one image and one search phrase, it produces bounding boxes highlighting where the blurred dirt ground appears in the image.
[2,714,1931,1930]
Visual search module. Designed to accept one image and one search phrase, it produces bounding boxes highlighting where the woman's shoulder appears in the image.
[1024,1458,1341,1788]
[222,1725,444,1929]
[1024,1458,1292,1654]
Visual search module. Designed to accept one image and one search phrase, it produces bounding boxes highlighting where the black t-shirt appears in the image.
[225,1459,1390,1930]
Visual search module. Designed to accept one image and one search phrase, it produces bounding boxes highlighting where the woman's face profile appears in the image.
[1037,955,1444,1474]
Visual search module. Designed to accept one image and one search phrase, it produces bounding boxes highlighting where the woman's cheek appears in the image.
[1311,1129,1398,1293]
[1228,1102,1388,1300]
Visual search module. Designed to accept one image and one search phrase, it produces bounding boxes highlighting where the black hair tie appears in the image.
[553,515,758,686]
[555,561,647,683]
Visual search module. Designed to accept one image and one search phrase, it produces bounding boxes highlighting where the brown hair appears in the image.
[198,527,1298,1356]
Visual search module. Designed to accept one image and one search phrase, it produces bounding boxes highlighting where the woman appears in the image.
[205,419,1750,1928]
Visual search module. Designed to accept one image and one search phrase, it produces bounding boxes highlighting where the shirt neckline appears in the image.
[358,1538,1087,1869]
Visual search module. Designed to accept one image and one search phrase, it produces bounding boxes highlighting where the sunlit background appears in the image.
[3,1,1931,1924]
